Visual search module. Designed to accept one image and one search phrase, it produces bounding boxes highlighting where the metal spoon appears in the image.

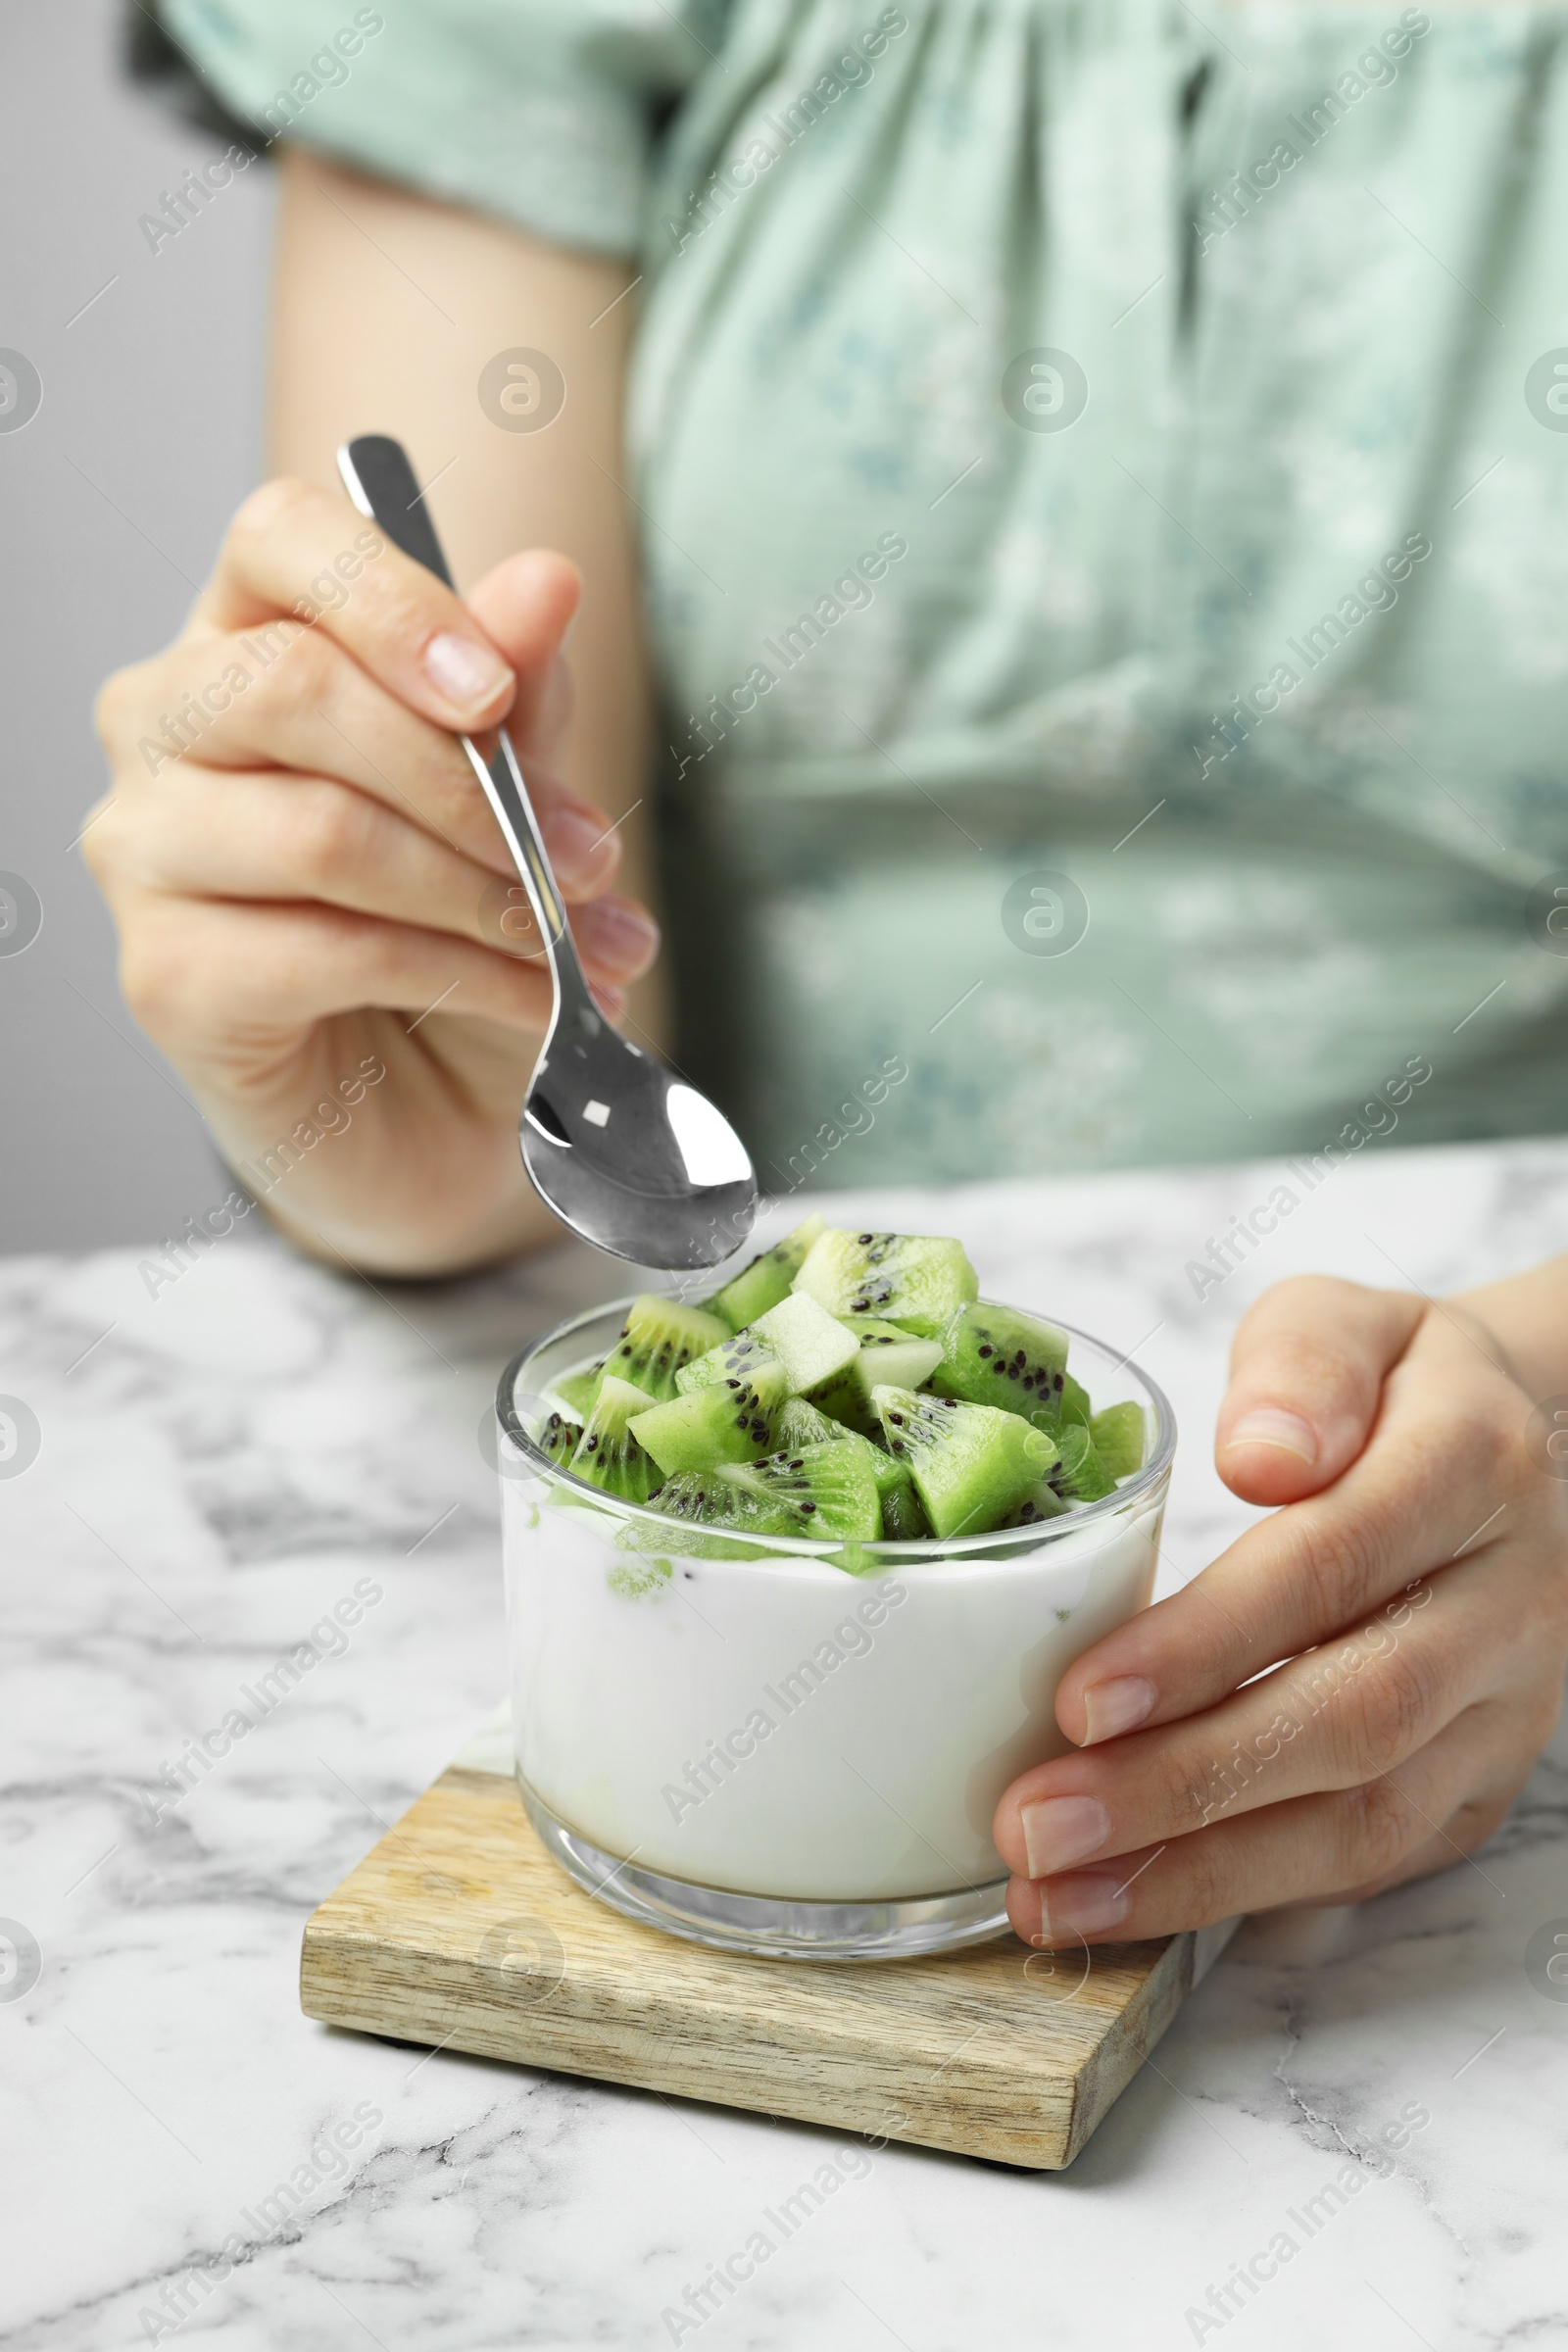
[337,434,757,1270]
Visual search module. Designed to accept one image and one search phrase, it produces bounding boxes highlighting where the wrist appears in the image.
[257,1184,557,1279]
[208,1111,558,1279]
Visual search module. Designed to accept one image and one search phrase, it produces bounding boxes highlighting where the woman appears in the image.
[90,0,1568,1948]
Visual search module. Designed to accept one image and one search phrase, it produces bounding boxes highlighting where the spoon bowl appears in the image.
[522,981,757,1266]
[338,435,758,1271]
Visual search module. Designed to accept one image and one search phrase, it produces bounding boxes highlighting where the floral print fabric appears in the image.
[173,0,1568,1184]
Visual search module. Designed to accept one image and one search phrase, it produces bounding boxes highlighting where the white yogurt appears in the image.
[501,1306,1171,1906]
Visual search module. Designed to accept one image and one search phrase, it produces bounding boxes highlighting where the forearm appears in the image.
[269,150,664,1046]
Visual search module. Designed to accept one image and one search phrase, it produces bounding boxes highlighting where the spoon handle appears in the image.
[335,434,595,1025]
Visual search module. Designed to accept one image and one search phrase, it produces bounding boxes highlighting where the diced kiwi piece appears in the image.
[629,1358,790,1477]
[674,1328,775,1397]
[1060,1371,1093,1429]
[538,1409,583,1468]
[1089,1400,1147,1480]
[871,1384,1055,1540]
[718,1442,881,1541]
[793,1230,979,1338]
[809,1413,902,1494]
[809,1317,944,1435]
[878,1465,930,1541]
[996,1482,1072,1529]
[774,1395,908,1507]
[648,1472,797,1555]
[840,1316,946,1382]
[552,1365,603,1419]
[773,1396,843,1450]
[651,1450,879,1546]
[595,1295,728,1406]
[567,1375,659,1503]
[653,1469,796,1537]
[750,1292,858,1394]
[677,1290,857,1405]
[1049,1421,1116,1503]
[707,1213,829,1332]
[850,1432,907,1502]
[929,1302,1069,1431]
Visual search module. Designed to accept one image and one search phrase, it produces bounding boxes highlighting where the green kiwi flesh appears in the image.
[750,1292,858,1394]
[772,1396,843,1450]
[647,1471,797,1556]
[718,1442,881,1541]
[539,1409,583,1467]
[871,1384,1055,1540]
[708,1213,828,1332]
[628,1358,789,1477]
[996,1482,1072,1529]
[567,1375,659,1503]
[1049,1421,1116,1503]
[673,1329,775,1396]
[658,1467,761,1524]
[676,1290,857,1403]
[543,1401,585,1458]
[522,1225,1152,1546]
[878,1464,930,1540]
[595,1294,728,1406]
[808,1316,943,1434]
[928,1302,1068,1429]
[773,1396,909,1527]
[551,1367,602,1419]
[847,1430,908,1501]
[1089,1400,1146,1479]
[793,1230,979,1337]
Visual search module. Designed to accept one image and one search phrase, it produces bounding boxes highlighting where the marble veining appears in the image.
[3,1138,1568,2350]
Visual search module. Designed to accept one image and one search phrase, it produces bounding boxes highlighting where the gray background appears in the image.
[0,0,275,1251]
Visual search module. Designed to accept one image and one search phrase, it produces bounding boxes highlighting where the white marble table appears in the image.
[4,1139,1567,2352]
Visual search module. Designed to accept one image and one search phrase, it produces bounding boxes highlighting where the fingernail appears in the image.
[1021,1794,1111,1878]
[421,631,511,714]
[1223,1406,1318,1464]
[545,804,614,883]
[1080,1676,1156,1745]
[1037,1872,1130,1941]
[582,897,660,973]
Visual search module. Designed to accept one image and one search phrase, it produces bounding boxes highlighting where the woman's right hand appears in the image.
[87,476,660,1274]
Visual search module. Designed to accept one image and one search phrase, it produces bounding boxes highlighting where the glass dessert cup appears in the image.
[496,1300,1175,1961]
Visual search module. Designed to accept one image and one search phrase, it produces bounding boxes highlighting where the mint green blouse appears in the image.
[169,0,1568,1188]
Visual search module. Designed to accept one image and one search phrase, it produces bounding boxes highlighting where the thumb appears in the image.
[466,548,581,763]
[1215,1275,1424,1504]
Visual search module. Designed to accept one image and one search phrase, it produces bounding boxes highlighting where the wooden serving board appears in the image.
[301,1713,1236,2170]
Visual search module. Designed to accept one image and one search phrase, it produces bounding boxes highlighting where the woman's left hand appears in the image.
[993,1275,1568,1946]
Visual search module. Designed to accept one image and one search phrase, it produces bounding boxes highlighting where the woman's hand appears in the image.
[994,1274,1568,1945]
[87,476,660,1274]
